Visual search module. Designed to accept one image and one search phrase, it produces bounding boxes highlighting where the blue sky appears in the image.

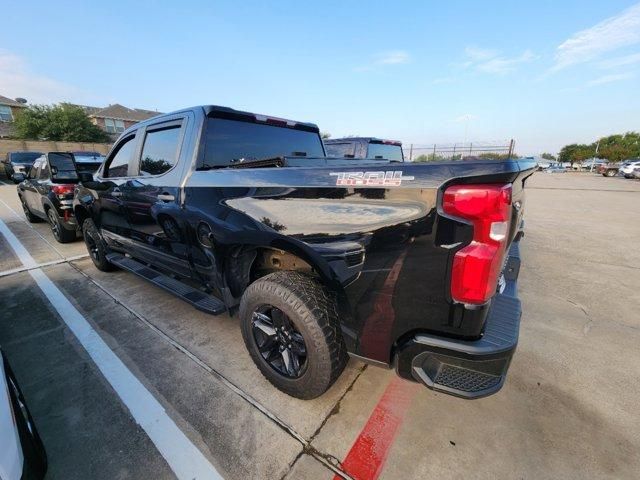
[1,0,639,154]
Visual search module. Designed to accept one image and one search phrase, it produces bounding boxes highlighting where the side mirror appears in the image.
[50,166,58,175]
[12,172,26,182]
[78,172,94,183]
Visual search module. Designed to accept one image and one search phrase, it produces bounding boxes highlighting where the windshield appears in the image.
[367,143,404,161]
[203,117,325,167]
[11,152,43,164]
[49,153,78,180]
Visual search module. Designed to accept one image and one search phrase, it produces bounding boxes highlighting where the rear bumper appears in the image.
[394,241,522,399]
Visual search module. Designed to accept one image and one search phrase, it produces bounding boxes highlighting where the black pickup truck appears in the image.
[73,105,535,400]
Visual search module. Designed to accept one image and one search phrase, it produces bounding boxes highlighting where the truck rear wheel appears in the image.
[82,218,117,272]
[239,271,348,399]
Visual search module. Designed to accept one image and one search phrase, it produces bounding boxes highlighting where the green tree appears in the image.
[477,152,519,160]
[541,152,556,160]
[596,132,640,162]
[558,132,640,164]
[413,153,447,162]
[13,104,111,142]
[321,132,331,140]
[558,144,596,166]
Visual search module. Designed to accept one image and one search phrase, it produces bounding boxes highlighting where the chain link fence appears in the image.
[403,140,515,161]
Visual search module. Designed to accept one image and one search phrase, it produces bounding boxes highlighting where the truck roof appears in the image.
[324,137,402,146]
[121,105,321,136]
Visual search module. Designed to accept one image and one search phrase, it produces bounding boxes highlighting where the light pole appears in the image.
[590,139,600,172]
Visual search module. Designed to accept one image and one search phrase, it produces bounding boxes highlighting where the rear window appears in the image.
[49,153,78,180]
[11,152,43,164]
[203,118,325,167]
[367,143,404,161]
[73,152,105,163]
[326,142,356,158]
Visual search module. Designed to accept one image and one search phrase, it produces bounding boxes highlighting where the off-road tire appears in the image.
[82,218,117,271]
[240,271,348,399]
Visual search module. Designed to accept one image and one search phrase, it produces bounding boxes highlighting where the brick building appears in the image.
[0,95,27,138]
[0,94,161,139]
[75,103,161,137]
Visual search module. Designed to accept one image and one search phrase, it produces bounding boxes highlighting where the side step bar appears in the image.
[106,253,226,315]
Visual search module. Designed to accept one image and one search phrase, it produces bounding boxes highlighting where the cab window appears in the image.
[104,135,136,178]
[137,123,182,176]
[326,142,356,158]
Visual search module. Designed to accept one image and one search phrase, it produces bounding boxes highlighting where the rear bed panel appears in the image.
[184,159,535,364]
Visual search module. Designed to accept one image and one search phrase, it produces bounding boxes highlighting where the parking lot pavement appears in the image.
[0,172,639,479]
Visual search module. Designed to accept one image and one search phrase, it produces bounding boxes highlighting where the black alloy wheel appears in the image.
[82,218,116,271]
[85,228,100,261]
[251,306,307,378]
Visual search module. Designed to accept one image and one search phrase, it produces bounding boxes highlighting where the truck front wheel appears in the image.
[82,218,117,272]
[239,271,348,399]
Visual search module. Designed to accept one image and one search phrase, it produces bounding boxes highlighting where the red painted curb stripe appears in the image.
[334,377,418,480]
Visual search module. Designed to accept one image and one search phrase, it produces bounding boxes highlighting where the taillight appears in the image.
[443,183,512,305]
[52,184,75,196]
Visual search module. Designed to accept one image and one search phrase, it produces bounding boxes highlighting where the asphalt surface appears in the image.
[0,172,639,479]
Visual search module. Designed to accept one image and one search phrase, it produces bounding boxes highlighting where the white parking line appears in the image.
[0,217,223,480]
[0,254,90,278]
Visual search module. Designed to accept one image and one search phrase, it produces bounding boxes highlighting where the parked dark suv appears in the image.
[15,152,79,243]
[2,151,43,183]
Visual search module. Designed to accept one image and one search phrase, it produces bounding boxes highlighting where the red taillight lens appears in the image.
[443,183,512,305]
[52,184,75,196]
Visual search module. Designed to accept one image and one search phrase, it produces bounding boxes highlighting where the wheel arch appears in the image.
[74,204,91,229]
[221,238,353,325]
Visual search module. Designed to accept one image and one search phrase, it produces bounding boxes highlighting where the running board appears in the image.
[106,253,226,315]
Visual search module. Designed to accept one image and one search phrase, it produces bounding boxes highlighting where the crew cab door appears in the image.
[118,113,194,277]
[92,132,140,240]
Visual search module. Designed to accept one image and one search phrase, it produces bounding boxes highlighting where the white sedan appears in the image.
[0,350,47,480]
[620,160,640,178]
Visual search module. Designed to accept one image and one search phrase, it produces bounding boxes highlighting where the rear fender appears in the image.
[220,235,355,328]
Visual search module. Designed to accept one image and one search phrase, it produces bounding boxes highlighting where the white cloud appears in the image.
[461,46,536,74]
[354,50,410,71]
[598,52,640,69]
[552,3,640,71]
[586,72,635,86]
[477,50,536,74]
[464,47,499,62]
[0,50,85,104]
[374,50,411,65]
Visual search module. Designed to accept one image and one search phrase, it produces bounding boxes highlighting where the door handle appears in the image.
[111,191,123,197]
[158,193,175,202]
